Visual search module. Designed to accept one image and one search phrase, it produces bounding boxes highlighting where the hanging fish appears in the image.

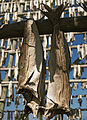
[30,0,34,10]
[85,44,87,56]
[81,44,85,59]
[7,81,13,106]
[73,65,77,78]
[70,95,73,104]
[15,50,19,67]
[73,83,78,90]
[77,45,82,59]
[69,7,72,17]
[7,38,11,50]
[10,2,13,13]
[69,47,73,57]
[78,2,87,12]
[4,13,8,24]
[8,68,11,78]
[78,95,82,106]
[40,3,71,119]
[14,67,18,80]
[13,3,17,12]
[17,18,45,117]
[84,82,87,89]
[13,12,18,21]
[81,82,85,90]
[1,49,5,65]
[83,33,87,42]
[26,12,30,19]
[0,39,5,48]
[72,0,75,5]
[77,65,81,77]
[8,81,12,98]
[7,13,10,23]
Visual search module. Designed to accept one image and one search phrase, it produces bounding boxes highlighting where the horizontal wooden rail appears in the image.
[1,16,87,39]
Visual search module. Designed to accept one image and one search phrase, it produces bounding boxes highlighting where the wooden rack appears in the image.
[0,0,87,119]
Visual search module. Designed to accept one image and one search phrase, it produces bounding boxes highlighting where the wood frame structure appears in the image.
[0,0,87,119]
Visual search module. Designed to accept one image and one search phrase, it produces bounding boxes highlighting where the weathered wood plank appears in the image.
[0,16,87,39]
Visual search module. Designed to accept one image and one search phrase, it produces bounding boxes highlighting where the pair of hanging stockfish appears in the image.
[17,3,71,119]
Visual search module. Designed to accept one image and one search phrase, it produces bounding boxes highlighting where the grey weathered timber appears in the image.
[17,19,45,117]
[0,16,87,39]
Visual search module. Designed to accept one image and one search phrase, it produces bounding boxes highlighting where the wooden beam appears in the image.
[0,21,25,39]
[0,16,87,39]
